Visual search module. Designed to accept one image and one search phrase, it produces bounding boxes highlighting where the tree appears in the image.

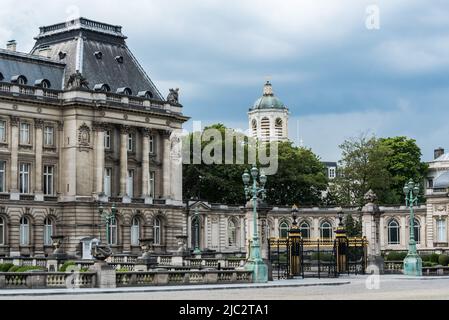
[344,213,362,237]
[330,134,392,207]
[264,142,328,206]
[182,124,328,205]
[378,136,428,204]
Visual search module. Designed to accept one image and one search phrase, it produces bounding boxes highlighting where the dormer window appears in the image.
[94,83,111,92]
[117,87,132,96]
[94,51,103,59]
[138,90,153,99]
[11,75,27,85]
[34,79,51,89]
[58,51,67,60]
[115,56,124,64]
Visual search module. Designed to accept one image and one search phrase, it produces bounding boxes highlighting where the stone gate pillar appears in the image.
[362,189,384,274]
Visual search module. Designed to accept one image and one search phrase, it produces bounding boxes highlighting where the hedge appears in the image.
[59,261,76,272]
[0,263,14,272]
[385,251,408,261]
[438,254,449,266]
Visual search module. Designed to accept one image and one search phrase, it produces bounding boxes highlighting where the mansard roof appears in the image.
[0,48,65,90]
[29,17,163,100]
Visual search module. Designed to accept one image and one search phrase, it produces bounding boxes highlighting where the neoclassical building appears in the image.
[0,18,188,258]
[248,81,289,142]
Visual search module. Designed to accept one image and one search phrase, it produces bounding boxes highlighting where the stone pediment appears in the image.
[190,201,211,211]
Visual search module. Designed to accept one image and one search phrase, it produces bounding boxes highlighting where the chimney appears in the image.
[434,147,445,160]
[6,40,16,52]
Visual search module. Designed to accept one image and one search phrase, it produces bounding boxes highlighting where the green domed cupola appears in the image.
[251,81,287,110]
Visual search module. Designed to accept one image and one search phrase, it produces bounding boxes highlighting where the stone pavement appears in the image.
[0,277,350,297]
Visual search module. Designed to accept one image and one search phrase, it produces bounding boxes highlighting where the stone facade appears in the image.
[0,18,188,258]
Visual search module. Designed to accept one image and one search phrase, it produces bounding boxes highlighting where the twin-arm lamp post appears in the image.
[403,179,422,276]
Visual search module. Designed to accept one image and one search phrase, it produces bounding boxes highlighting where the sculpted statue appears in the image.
[364,189,378,204]
[91,243,113,261]
[67,70,89,89]
[167,88,179,105]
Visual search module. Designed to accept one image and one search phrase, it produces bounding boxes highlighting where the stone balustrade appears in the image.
[115,270,252,287]
[0,272,96,289]
[384,261,404,274]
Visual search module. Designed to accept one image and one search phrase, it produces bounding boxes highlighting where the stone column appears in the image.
[161,130,172,200]
[120,126,129,198]
[93,122,105,199]
[34,119,44,201]
[57,121,64,197]
[170,129,183,204]
[362,190,384,274]
[9,116,19,200]
[141,128,150,202]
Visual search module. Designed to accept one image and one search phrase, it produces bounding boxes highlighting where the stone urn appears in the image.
[91,243,113,262]
[176,235,188,256]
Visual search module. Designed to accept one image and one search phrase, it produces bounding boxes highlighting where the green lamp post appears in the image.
[99,202,117,245]
[242,166,268,283]
[403,180,422,276]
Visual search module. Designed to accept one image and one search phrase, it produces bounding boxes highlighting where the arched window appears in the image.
[20,217,30,246]
[299,221,310,239]
[388,219,400,245]
[131,217,140,246]
[0,217,4,245]
[108,218,118,245]
[154,218,161,245]
[251,119,257,136]
[261,117,270,139]
[320,221,333,240]
[275,118,283,137]
[228,219,237,246]
[44,217,53,246]
[279,221,289,238]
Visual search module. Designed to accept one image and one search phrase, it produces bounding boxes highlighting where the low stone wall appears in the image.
[0,272,96,289]
[115,270,253,287]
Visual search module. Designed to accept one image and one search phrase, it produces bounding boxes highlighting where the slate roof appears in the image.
[28,17,163,100]
[0,48,65,90]
[434,171,449,189]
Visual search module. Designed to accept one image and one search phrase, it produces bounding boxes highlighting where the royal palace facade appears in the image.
[0,18,188,258]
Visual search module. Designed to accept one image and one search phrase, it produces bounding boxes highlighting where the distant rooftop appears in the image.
[35,17,126,40]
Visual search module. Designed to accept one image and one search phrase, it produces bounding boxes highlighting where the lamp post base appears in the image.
[245,259,268,283]
[403,253,422,276]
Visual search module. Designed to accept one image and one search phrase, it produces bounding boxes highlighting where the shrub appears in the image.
[430,253,440,263]
[59,261,76,272]
[0,263,14,272]
[386,251,408,261]
[423,261,433,267]
[116,268,130,273]
[438,254,449,266]
[16,266,45,273]
[8,265,20,272]
[421,254,432,262]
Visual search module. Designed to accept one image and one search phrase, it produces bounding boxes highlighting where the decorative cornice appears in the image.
[141,127,151,137]
[160,129,172,138]
[120,125,132,134]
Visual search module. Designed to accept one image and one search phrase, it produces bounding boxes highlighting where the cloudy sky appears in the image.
[0,0,448,161]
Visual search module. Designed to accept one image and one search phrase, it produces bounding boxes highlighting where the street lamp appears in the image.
[403,179,422,276]
[242,166,268,283]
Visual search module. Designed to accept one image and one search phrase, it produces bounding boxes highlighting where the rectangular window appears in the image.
[149,171,155,198]
[44,126,54,146]
[0,161,5,193]
[20,123,30,144]
[19,163,30,194]
[44,223,53,246]
[0,219,3,246]
[127,169,134,198]
[0,120,6,142]
[43,165,54,195]
[104,168,112,197]
[149,135,155,154]
[437,219,447,243]
[20,223,29,246]
[104,130,111,149]
[428,179,434,189]
[329,168,336,179]
[127,134,133,152]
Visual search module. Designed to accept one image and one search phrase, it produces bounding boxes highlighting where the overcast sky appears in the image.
[1,0,448,161]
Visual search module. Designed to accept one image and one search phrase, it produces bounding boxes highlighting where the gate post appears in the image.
[288,205,302,278]
[335,211,348,274]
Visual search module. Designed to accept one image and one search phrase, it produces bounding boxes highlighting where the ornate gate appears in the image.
[268,236,368,279]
